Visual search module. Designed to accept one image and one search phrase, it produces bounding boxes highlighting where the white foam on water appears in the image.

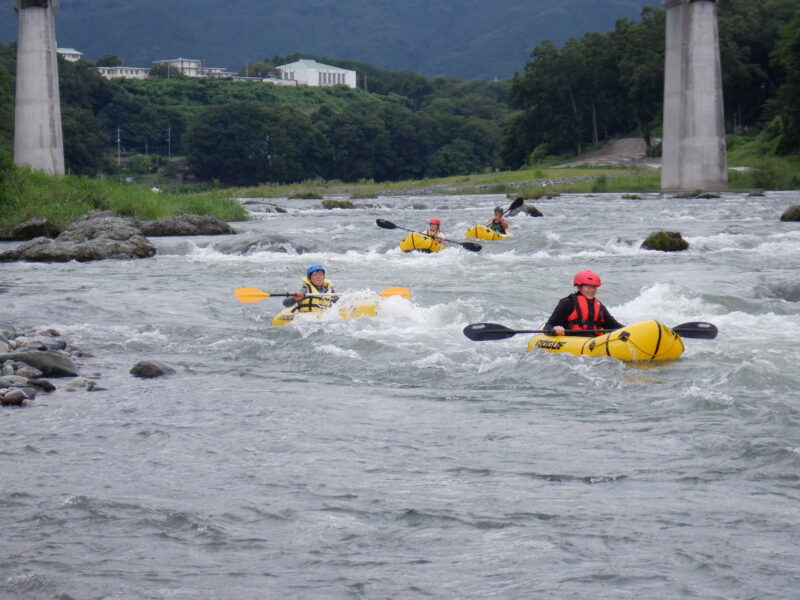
[313,344,361,359]
[612,282,716,325]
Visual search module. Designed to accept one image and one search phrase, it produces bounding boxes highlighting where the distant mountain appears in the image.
[0,0,653,79]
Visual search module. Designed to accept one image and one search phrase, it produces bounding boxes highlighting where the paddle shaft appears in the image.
[235,286,410,303]
[463,321,718,341]
[393,224,464,247]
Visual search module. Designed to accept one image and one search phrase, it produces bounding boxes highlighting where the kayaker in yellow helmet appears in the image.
[425,218,448,247]
[487,206,509,235]
[283,264,338,312]
[544,270,625,336]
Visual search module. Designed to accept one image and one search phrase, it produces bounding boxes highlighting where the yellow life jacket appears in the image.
[294,276,335,312]
[425,227,445,241]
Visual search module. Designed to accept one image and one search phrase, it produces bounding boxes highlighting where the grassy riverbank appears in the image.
[230,155,800,200]
[2,149,798,231]
[0,167,248,229]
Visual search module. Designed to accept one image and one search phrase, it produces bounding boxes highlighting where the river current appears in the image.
[2,191,799,599]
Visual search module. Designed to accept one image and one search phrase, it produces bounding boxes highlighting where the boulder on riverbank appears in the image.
[0,211,236,263]
[0,327,83,407]
[0,212,156,262]
[641,231,689,252]
[780,205,800,221]
[136,214,236,236]
[0,217,62,241]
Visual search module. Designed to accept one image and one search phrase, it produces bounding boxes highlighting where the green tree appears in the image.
[61,105,109,175]
[149,62,186,79]
[0,60,12,148]
[770,8,800,152]
[184,102,325,184]
[312,102,392,181]
[614,8,665,147]
[0,59,12,204]
[96,54,123,67]
[239,60,279,78]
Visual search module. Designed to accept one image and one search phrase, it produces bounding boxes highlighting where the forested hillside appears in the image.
[502,0,800,166]
[0,0,651,79]
[1,1,798,188]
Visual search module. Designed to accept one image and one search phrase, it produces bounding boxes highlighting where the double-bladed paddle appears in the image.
[376,219,482,252]
[463,321,718,341]
[235,286,411,304]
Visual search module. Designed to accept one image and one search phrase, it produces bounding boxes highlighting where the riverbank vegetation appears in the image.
[0,3,799,228]
[0,167,246,229]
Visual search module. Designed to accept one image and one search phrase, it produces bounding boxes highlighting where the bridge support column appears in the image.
[13,0,64,175]
[661,0,726,191]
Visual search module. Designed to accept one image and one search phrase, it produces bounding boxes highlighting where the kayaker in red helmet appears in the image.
[544,270,625,336]
[425,218,448,247]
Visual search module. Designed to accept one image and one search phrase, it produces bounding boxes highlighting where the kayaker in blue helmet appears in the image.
[487,206,509,235]
[544,270,625,336]
[283,264,338,312]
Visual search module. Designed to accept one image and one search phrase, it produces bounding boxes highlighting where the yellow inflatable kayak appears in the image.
[464,224,511,240]
[399,232,444,253]
[271,299,378,326]
[527,320,685,361]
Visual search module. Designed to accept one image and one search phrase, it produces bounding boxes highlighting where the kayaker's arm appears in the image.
[282,292,305,307]
[543,298,573,336]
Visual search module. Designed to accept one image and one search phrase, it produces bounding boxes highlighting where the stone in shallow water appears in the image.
[130,360,177,378]
[780,204,800,221]
[641,231,689,252]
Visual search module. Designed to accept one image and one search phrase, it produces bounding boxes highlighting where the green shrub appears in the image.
[321,199,355,209]
[289,190,323,199]
[591,175,609,193]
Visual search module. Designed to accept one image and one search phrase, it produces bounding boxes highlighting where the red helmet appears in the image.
[429,218,441,225]
[573,270,601,287]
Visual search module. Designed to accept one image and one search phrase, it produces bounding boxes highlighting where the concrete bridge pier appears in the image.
[13,0,64,175]
[661,0,726,191]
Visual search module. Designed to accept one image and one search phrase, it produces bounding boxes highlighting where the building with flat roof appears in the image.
[153,58,233,78]
[97,66,150,80]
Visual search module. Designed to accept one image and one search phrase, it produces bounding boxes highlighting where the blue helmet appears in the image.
[306,264,325,278]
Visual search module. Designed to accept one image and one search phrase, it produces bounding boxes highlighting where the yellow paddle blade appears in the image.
[379,286,411,299]
[234,287,271,303]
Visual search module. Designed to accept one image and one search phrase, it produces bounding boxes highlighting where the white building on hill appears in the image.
[275,59,357,88]
[97,66,150,80]
[57,48,83,62]
[153,58,232,78]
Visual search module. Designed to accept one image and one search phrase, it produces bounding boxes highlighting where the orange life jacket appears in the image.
[566,293,605,335]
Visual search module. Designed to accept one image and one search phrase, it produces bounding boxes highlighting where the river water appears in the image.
[1,191,799,599]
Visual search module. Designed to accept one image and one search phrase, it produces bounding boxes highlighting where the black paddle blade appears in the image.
[461,242,482,253]
[463,322,518,341]
[508,197,524,211]
[672,321,718,339]
[376,218,397,230]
